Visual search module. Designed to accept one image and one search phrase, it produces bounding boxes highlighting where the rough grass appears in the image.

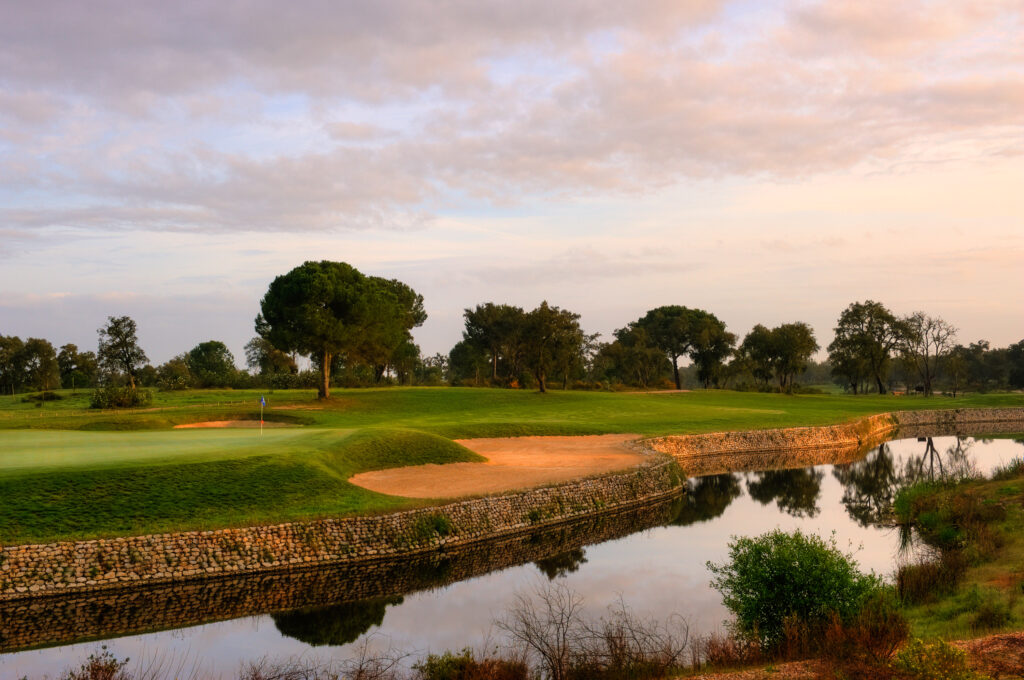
[900,472,1024,639]
[1,387,1021,544]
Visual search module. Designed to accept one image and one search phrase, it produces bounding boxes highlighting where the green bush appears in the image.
[707,529,880,650]
[891,638,988,680]
[89,385,153,409]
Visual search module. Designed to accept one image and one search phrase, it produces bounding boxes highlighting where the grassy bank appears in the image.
[1,387,1022,545]
[895,462,1024,639]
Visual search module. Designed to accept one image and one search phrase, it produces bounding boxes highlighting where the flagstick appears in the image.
[260,400,264,436]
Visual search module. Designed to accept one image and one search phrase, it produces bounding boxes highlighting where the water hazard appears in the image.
[3,432,1022,678]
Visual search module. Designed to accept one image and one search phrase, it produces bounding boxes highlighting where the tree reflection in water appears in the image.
[833,437,981,528]
[746,468,824,518]
[670,473,742,526]
[534,548,588,580]
[271,595,404,646]
[833,443,899,527]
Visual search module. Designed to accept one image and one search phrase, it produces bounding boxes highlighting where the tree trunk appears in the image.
[492,351,498,382]
[672,355,681,390]
[319,350,332,399]
[875,375,886,394]
[537,370,547,393]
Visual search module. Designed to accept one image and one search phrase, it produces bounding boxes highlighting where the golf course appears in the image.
[3,386,1023,546]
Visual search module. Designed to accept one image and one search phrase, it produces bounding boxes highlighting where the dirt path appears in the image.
[688,632,1024,679]
[348,434,646,498]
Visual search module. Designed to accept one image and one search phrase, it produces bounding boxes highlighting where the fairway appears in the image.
[2,387,1023,545]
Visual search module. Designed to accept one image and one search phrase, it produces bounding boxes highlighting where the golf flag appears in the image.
[259,395,265,434]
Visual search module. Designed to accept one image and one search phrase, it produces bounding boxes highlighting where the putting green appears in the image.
[0,428,341,474]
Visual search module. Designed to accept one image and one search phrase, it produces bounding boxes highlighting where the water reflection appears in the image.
[534,548,588,580]
[272,596,404,646]
[747,468,823,518]
[833,444,899,527]
[669,474,742,526]
[833,436,990,528]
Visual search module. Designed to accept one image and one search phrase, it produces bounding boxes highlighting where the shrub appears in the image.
[89,385,153,409]
[707,529,880,650]
[891,638,988,680]
[966,586,1013,630]
[897,551,967,604]
[21,391,63,403]
[60,646,131,680]
[696,630,763,668]
[414,648,528,680]
[823,589,909,664]
[991,457,1024,481]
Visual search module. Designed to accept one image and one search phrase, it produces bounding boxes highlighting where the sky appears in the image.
[1,0,1022,366]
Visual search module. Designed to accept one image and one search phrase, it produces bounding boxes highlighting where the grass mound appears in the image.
[330,428,486,472]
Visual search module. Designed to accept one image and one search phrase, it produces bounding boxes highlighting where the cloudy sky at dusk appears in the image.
[1,0,1022,365]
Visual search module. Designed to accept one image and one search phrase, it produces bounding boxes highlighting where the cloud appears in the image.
[0,0,1021,236]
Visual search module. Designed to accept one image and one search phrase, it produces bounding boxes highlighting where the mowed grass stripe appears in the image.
[0,428,330,474]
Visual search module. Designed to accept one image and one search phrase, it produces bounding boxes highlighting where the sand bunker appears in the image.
[349,433,646,498]
[173,420,291,429]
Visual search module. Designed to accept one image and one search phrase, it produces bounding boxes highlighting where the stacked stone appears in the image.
[0,457,683,601]
[0,497,681,652]
[644,407,1024,478]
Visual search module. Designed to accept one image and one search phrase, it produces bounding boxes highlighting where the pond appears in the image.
[2,433,1022,678]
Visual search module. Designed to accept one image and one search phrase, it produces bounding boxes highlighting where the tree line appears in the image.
[2,262,1022,400]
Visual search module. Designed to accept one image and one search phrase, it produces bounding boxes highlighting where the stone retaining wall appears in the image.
[0,497,680,652]
[645,407,1024,475]
[0,457,682,602]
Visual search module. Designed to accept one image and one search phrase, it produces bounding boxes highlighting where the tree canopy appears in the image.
[256,261,425,398]
[828,301,908,394]
[632,306,734,389]
[186,340,238,388]
[97,315,149,390]
[522,301,586,393]
[739,322,819,392]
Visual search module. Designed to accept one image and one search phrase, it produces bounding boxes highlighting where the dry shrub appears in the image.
[498,582,689,680]
[694,630,763,668]
[822,592,909,666]
[61,648,132,680]
[898,551,967,604]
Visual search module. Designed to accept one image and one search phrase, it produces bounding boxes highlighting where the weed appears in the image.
[891,638,988,680]
[60,646,131,680]
[413,512,455,542]
[897,551,966,604]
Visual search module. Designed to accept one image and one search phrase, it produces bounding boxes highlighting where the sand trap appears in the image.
[173,420,291,429]
[349,434,646,498]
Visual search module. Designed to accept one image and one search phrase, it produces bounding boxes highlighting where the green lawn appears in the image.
[1,387,1022,545]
